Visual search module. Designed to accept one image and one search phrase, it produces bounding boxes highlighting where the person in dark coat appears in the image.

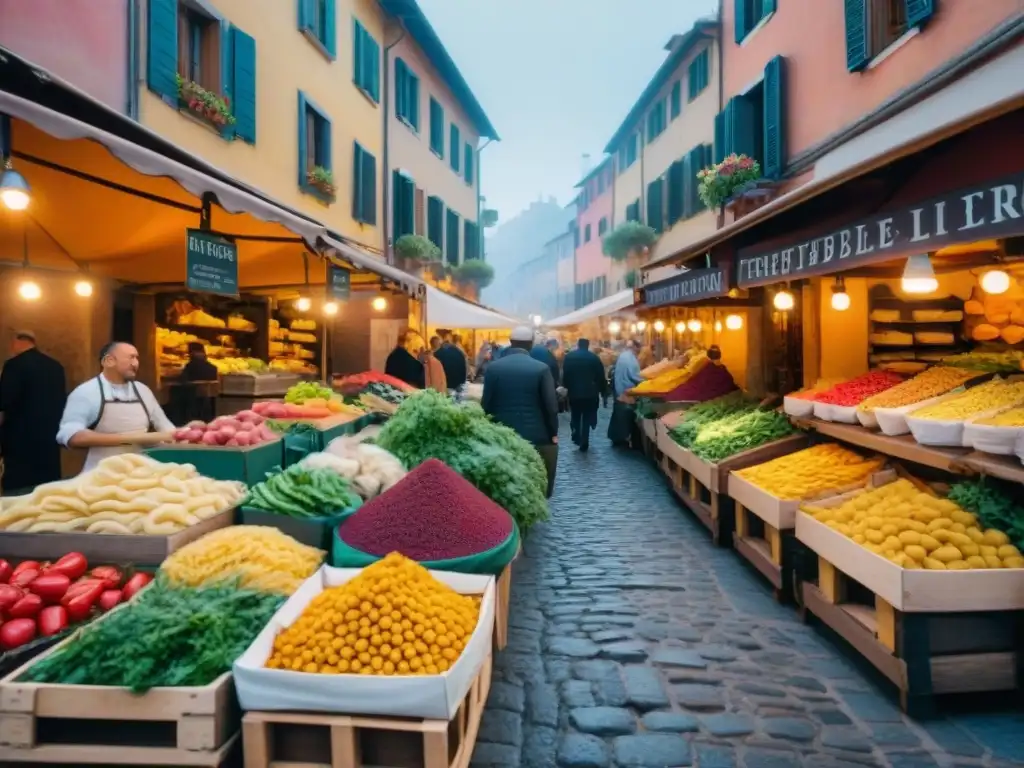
[530,337,560,386]
[482,326,559,498]
[0,331,66,494]
[434,337,468,391]
[561,338,608,452]
[384,331,425,389]
[181,342,219,381]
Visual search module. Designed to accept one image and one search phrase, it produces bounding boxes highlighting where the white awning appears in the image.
[320,236,424,297]
[424,284,521,329]
[545,289,636,328]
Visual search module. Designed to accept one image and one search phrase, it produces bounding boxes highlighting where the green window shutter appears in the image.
[670,81,681,119]
[392,171,413,239]
[429,99,444,157]
[368,35,380,101]
[667,160,684,225]
[905,0,935,28]
[351,143,362,220]
[353,20,363,86]
[394,59,407,121]
[464,143,473,184]
[231,27,257,144]
[682,152,694,219]
[464,220,480,260]
[427,196,444,250]
[844,0,869,72]
[408,73,419,130]
[687,146,705,214]
[450,125,460,171]
[298,0,312,30]
[731,95,758,162]
[297,92,308,187]
[714,110,726,163]
[445,209,460,265]
[362,149,376,225]
[220,24,235,140]
[734,0,748,43]
[324,0,337,57]
[762,55,786,180]
[146,0,178,101]
[763,0,777,15]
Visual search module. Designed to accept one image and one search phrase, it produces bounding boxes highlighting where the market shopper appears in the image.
[0,331,67,494]
[384,331,426,389]
[180,342,219,381]
[423,336,448,393]
[482,325,559,498]
[562,338,608,452]
[608,339,644,447]
[57,341,176,473]
[530,336,561,386]
[435,334,468,392]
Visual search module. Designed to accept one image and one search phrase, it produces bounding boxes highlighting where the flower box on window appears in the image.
[697,154,770,211]
[305,166,337,202]
[176,75,236,132]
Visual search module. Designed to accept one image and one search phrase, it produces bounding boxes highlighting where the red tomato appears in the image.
[121,572,153,601]
[0,584,23,612]
[90,566,122,589]
[11,561,40,578]
[27,573,71,604]
[0,559,12,584]
[62,579,104,604]
[97,589,123,612]
[47,553,88,581]
[7,593,43,619]
[38,605,68,637]
[10,569,39,589]
[64,581,104,622]
[0,618,37,649]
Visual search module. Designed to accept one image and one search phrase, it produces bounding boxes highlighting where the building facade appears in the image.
[573,158,614,306]
[0,0,134,114]
[381,0,498,269]
[605,19,721,290]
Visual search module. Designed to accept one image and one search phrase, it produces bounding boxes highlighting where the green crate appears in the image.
[146,439,284,484]
[239,506,358,550]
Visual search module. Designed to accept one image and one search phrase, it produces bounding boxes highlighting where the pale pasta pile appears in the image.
[0,454,245,535]
[161,526,324,594]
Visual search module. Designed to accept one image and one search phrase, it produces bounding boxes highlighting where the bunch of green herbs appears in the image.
[948,479,1024,549]
[245,465,361,518]
[669,391,758,448]
[690,409,796,463]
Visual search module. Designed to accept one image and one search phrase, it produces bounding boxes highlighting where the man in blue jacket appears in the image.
[483,326,559,497]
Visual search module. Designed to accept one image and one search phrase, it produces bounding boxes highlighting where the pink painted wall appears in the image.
[0,0,131,113]
[575,162,615,284]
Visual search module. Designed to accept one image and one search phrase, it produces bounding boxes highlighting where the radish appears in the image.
[225,437,240,446]
[200,431,220,446]
[234,432,252,446]
[218,425,237,439]
[186,420,206,429]
[184,429,204,443]
[173,429,189,441]
[235,409,259,422]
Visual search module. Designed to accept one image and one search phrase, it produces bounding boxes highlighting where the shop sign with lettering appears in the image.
[329,265,351,301]
[186,229,238,296]
[735,172,1024,287]
[644,266,728,307]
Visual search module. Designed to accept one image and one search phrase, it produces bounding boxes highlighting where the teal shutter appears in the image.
[670,81,681,119]
[427,196,444,250]
[762,0,777,14]
[362,33,380,102]
[146,0,178,101]
[682,152,694,219]
[392,171,414,238]
[351,143,362,220]
[731,96,758,162]
[714,110,726,163]
[352,20,363,88]
[905,0,935,28]
[445,209,460,265]
[298,0,312,29]
[321,113,333,173]
[464,143,473,184]
[362,149,376,225]
[762,56,786,180]
[844,0,869,72]
[687,146,705,213]
[231,27,257,144]
[734,0,748,43]
[324,0,337,57]
[667,160,684,225]
[450,125,460,171]
[220,24,235,139]
[408,74,419,129]
[297,92,308,186]
[394,59,407,120]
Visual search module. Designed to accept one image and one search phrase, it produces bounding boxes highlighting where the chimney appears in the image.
[580,153,592,179]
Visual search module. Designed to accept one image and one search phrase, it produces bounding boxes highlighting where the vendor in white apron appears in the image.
[56,342,175,473]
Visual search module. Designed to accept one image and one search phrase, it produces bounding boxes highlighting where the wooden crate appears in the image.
[0,652,238,765]
[220,373,299,397]
[146,438,284,485]
[796,507,1024,717]
[0,507,235,566]
[242,652,492,768]
[493,554,516,652]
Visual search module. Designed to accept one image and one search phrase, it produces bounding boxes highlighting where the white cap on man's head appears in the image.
[510,325,534,342]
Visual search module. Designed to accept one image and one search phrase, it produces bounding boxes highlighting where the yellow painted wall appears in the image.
[138,0,385,253]
[817,277,870,382]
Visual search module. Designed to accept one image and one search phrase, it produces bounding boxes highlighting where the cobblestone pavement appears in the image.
[471,409,1024,768]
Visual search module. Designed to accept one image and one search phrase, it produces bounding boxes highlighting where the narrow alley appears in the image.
[470,410,1024,768]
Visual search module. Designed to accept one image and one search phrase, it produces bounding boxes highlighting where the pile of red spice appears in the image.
[663,363,738,403]
[812,370,904,407]
[337,458,514,560]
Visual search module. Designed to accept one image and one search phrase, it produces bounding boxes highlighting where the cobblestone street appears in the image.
[471,410,1024,768]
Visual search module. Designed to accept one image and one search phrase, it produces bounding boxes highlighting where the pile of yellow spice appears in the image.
[266,552,481,676]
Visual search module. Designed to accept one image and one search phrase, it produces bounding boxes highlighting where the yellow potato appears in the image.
[922,557,947,570]
[966,556,988,569]
[997,545,1022,559]
[945,560,970,571]
[903,545,927,562]
[1003,556,1024,569]
[931,546,963,563]
[919,534,941,552]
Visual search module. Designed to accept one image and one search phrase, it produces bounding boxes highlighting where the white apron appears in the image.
[81,377,155,473]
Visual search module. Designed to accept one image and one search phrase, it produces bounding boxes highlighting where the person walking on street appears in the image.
[0,331,66,494]
[482,325,559,498]
[561,338,607,452]
[423,336,448,393]
[384,331,426,389]
[608,339,644,447]
[435,334,468,392]
[530,336,561,386]
[57,342,176,474]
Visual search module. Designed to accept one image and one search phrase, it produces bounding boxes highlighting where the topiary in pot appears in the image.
[624,270,639,289]
[602,221,658,265]
[394,235,440,271]
[453,259,495,289]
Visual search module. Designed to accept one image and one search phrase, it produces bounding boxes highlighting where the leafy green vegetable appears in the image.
[690,409,796,463]
[376,390,549,532]
[245,465,361,518]
[670,391,759,448]
[24,579,283,692]
[948,480,1024,549]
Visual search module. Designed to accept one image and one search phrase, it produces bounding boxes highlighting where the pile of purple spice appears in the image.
[337,458,514,560]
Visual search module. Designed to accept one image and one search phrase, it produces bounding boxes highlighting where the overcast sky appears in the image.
[417,0,719,221]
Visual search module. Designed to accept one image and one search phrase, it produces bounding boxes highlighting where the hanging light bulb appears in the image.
[653,320,665,333]
[687,318,702,332]
[714,320,723,332]
[725,313,743,330]
[74,280,93,298]
[674,321,685,333]
[608,321,622,334]
[636,320,647,331]
[773,289,795,311]
[901,254,938,294]
[630,323,638,332]
[372,296,388,312]
[295,296,312,311]
[831,276,850,311]
[980,269,1011,295]
[18,280,41,300]
[0,161,31,211]
[323,301,339,316]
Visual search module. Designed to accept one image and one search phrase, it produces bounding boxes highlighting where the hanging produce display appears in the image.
[24,580,284,691]
[734,444,885,500]
[689,409,797,463]
[264,554,479,676]
[376,390,549,533]
[801,478,1023,570]
[0,454,244,534]
[244,465,362,519]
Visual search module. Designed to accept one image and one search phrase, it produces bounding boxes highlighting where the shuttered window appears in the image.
[352,19,380,102]
[625,199,640,223]
[735,0,776,44]
[646,178,664,233]
[646,101,666,143]
[667,160,684,226]
[429,98,444,157]
[298,92,332,195]
[464,143,474,185]
[670,81,682,120]
[352,142,377,225]
[762,56,786,180]
[464,220,480,260]
[584,224,591,243]
[598,217,609,236]
[427,196,444,251]
[687,49,710,101]
[298,0,336,58]
[450,124,461,172]
[846,0,934,72]
[445,209,461,265]
[394,58,419,130]
[392,170,414,240]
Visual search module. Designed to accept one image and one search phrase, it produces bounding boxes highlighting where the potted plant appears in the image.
[697,154,763,210]
[452,259,495,289]
[394,234,441,273]
[624,270,639,289]
[305,166,336,200]
[602,221,658,276]
[175,74,236,129]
